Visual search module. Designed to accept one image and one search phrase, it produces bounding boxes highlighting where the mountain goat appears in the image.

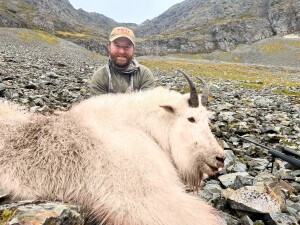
[0,71,225,225]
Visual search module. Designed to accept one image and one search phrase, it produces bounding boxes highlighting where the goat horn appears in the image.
[177,70,199,108]
[196,77,209,106]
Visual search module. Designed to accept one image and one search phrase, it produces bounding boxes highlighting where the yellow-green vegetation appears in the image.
[56,31,91,39]
[289,40,300,48]
[184,51,242,63]
[0,3,37,14]
[210,51,241,62]
[232,56,241,62]
[259,39,300,54]
[238,83,264,89]
[0,209,15,225]
[202,16,256,30]
[17,3,37,14]
[169,51,241,62]
[17,30,58,44]
[274,88,300,97]
[259,41,287,54]
[281,140,298,147]
[140,58,300,95]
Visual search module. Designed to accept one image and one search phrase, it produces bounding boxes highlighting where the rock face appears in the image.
[0,0,118,55]
[0,0,299,55]
[135,0,300,54]
[0,0,117,32]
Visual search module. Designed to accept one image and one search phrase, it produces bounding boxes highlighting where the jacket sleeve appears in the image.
[89,67,109,95]
[139,65,155,91]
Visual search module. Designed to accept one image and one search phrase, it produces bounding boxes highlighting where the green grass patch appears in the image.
[281,140,298,147]
[259,41,287,54]
[141,58,300,89]
[56,31,91,39]
[258,39,300,55]
[289,40,300,48]
[17,30,59,44]
[18,4,37,14]
[273,88,300,96]
[0,209,15,225]
[0,2,37,14]
[237,83,264,89]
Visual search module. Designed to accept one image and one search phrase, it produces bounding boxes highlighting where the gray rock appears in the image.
[0,83,6,94]
[248,158,270,171]
[218,111,236,123]
[1,201,84,225]
[253,172,277,186]
[280,170,297,181]
[218,172,250,188]
[264,212,298,225]
[224,185,281,213]
[227,161,247,173]
[232,175,254,190]
[240,215,253,225]
[218,210,241,225]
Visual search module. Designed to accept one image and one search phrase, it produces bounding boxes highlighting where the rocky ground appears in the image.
[0,28,300,225]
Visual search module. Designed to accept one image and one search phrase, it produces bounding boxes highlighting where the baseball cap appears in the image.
[109,27,135,46]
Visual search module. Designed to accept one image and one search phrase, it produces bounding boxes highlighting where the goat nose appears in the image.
[216,155,225,163]
[216,155,226,167]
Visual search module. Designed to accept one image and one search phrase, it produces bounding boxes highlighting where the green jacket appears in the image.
[90,59,155,95]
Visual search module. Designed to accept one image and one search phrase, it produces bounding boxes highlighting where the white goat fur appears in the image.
[0,87,224,225]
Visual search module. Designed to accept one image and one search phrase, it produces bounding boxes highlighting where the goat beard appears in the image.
[183,171,205,193]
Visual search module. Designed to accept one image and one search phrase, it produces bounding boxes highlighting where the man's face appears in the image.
[108,37,134,68]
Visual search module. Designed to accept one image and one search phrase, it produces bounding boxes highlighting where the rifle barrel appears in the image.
[237,135,300,169]
[283,147,300,158]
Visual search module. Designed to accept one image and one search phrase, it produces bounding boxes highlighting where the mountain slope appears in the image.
[0,0,117,32]
[169,34,300,69]
[0,0,120,53]
[134,0,300,54]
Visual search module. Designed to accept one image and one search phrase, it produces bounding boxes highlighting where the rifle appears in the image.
[237,135,300,171]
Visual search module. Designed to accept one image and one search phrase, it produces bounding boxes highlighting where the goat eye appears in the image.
[188,117,196,123]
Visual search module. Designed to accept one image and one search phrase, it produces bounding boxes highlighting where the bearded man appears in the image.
[90,27,155,95]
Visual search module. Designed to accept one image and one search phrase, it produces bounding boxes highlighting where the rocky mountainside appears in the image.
[0,0,120,53]
[0,0,119,32]
[169,34,300,69]
[135,0,300,55]
[0,0,299,56]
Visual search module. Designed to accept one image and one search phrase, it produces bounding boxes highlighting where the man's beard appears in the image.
[110,54,133,69]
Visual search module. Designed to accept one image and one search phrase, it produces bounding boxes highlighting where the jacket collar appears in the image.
[109,58,139,75]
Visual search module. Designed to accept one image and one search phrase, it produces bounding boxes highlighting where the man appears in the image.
[90,27,155,95]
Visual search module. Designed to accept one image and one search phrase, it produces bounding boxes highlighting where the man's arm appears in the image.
[89,67,109,95]
[139,65,155,91]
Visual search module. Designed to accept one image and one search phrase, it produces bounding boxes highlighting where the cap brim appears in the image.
[109,35,135,46]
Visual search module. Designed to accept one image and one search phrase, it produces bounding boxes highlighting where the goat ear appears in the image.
[159,104,176,114]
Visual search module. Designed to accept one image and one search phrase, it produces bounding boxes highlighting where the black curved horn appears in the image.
[196,77,209,107]
[177,70,199,108]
